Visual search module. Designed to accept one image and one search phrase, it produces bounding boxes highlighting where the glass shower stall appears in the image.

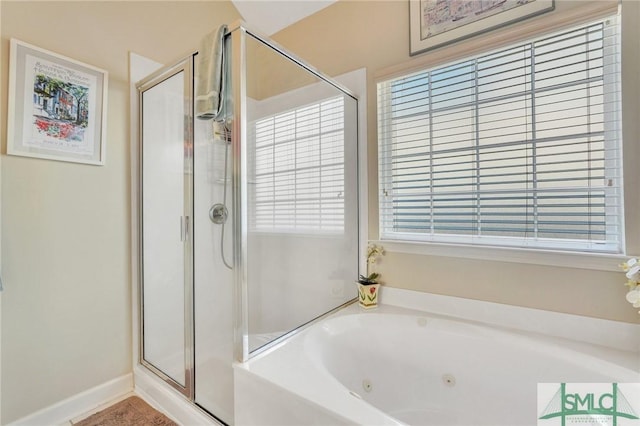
[136,23,360,424]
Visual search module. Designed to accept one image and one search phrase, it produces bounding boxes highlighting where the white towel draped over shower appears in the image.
[196,24,227,120]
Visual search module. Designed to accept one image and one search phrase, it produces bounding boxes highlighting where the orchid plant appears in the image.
[620,257,640,314]
[358,244,385,285]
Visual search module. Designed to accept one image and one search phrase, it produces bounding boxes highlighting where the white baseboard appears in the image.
[134,366,220,425]
[7,374,133,426]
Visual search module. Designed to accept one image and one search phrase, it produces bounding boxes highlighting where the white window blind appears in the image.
[250,97,345,232]
[378,17,622,253]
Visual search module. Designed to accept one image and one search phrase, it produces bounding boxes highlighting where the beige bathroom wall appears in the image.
[273,0,640,324]
[0,1,240,423]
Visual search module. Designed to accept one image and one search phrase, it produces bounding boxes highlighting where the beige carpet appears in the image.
[73,396,178,426]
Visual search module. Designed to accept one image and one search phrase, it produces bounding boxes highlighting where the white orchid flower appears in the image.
[366,244,384,264]
[625,264,640,282]
[364,243,385,283]
[626,289,640,304]
[620,257,638,272]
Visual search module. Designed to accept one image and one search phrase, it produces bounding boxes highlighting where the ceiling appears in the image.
[231,0,337,36]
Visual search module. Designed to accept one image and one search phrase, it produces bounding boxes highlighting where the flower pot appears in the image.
[358,282,380,309]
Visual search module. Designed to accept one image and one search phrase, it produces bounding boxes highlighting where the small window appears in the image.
[250,97,345,232]
[377,17,622,253]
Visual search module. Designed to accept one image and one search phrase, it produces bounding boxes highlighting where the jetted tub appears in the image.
[234,288,640,425]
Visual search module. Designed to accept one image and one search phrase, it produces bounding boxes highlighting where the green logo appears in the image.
[539,383,639,426]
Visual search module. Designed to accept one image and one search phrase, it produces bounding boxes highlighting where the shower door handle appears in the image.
[180,216,190,242]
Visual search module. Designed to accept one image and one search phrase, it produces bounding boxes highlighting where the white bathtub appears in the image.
[234,288,640,425]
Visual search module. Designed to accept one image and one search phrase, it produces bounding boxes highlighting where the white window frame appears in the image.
[376,15,628,271]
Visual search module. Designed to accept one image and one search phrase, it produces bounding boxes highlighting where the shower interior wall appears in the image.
[193,84,235,422]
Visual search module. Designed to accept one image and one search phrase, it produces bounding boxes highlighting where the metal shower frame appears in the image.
[135,21,360,407]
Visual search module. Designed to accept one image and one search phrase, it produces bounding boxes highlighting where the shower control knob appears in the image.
[209,203,228,224]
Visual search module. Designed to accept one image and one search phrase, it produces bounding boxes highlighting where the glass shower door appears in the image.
[138,57,194,397]
[230,27,360,359]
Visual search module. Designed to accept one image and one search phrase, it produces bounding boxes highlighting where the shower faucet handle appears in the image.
[209,203,228,225]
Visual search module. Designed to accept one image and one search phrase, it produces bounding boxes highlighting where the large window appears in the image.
[250,97,345,232]
[377,17,622,253]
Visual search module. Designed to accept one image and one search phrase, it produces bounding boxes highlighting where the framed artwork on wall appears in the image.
[409,0,555,56]
[7,38,108,165]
